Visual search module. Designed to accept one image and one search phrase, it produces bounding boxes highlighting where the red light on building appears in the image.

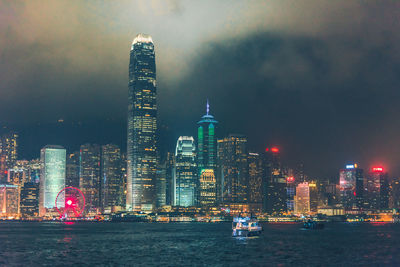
[353,191,356,196]
[4,170,7,174]
[372,167,383,172]
[265,148,269,152]
[271,147,279,153]
[286,176,295,183]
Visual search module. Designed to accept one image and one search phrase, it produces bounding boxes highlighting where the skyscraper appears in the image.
[294,182,318,215]
[66,152,80,188]
[174,136,197,207]
[364,167,389,210]
[127,33,157,212]
[199,169,217,207]
[248,152,263,204]
[262,147,287,214]
[217,134,248,204]
[0,184,20,219]
[339,164,364,209]
[164,152,175,206]
[0,131,18,182]
[39,145,66,217]
[20,182,39,219]
[101,144,122,212]
[79,143,101,214]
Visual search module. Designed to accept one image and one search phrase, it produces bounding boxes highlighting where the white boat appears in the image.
[232,216,262,237]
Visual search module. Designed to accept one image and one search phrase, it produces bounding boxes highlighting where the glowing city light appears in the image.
[372,167,383,172]
[271,147,279,153]
[346,164,355,169]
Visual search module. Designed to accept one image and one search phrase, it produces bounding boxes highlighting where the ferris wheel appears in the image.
[55,187,85,219]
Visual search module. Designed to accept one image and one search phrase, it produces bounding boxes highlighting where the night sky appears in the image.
[1,1,399,180]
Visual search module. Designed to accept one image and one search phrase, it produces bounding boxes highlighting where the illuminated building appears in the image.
[120,153,127,208]
[7,160,29,186]
[262,147,287,214]
[39,145,66,217]
[389,177,400,210]
[174,136,197,207]
[156,162,166,208]
[127,33,157,211]
[248,152,263,204]
[324,183,341,206]
[20,182,39,219]
[66,152,80,188]
[0,131,18,182]
[79,143,101,214]
[294,182,318,215]
[217,134,248,204]
[28,159,41,184]
[165,152,175,205]
[364,167,389,210]
[197,101,218,181]
[0,184,20,219]
[339,164,364,209]
[286,176,296,212]
[199,169,217,207]
[101,144,122,212]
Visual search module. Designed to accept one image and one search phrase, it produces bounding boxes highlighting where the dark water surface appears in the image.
[0,222,399,266]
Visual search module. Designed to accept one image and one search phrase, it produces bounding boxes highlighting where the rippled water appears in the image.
[0,221,399,266]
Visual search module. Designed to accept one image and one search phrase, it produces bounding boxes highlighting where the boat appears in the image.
[232,216,262,237]
[301,219,324,230]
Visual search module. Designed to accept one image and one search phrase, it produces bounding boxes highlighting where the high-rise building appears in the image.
[217,134,248,204]
[127,33,157,212]
[174,136,197,207]
[364,167,389,210]
[0,184,20,219]
[262,147,287,214]
[0,131,18,182]
[156,162,166,208]
[339,164,364,209]
[7,160,29,186]
[66,152,80,188]
[248,152,263,204]
[389,177,400,210]
[165,152,175,206]
[79,143,101,214]
[286,176,296,212]
[199,169,217,207]
[294,182,318,215]
[120,152,127,208]
[28,159,41,184]
[20,182,39,219]
[197,101,218,173]
[39,145,66,217]
[101,144,122,212]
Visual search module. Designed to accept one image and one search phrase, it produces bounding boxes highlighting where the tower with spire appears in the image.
[197,100,218,173]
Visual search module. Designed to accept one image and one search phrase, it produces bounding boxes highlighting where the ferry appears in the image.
[232,216,262,237]
[301,219,324,230]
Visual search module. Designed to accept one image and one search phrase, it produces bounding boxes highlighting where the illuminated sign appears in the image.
[286,176,295,183]
[372,167,383,172]
[271,147,279,153]
[346,164,355,169]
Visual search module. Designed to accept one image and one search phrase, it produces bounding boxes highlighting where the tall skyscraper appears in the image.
[165,152,175,206]
[79,143,101,214]
[0,131,18,182]
[217,134,248,204]
[197,101,218,206]
[127,33,157,212]
[364,167,389,210]
[66,152,80,188]
[156,162,167,208]
[174,136,197,207]
[39,145,66,217]
[262,147,287,214]
[101,144,122,212]
[248,152,263,204]
[339,164,364,209]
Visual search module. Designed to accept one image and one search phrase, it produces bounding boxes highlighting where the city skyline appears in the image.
[1,1,399,180]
